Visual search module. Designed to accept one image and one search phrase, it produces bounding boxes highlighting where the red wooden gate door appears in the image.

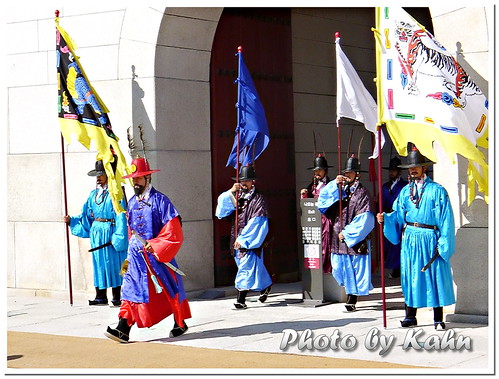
[210,8,298,286]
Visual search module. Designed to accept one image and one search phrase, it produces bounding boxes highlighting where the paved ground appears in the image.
[6,276,492,375]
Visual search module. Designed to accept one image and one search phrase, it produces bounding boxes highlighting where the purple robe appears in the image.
[215,189,273,291]
[230,191,269,253]
[318,180,375,296]
[323,183,374,256]
[122,187,187,304]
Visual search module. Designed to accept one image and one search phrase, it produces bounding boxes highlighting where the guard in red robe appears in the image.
[105,157,191,343]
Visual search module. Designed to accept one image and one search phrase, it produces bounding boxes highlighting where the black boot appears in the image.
[169,321,189,338]
[400,305,418,327]
[389,267,400,279]
[433,307,445,330]
[104,318,131,343]
[89,287,108,306]
[111,286,121,307]
[345,294,358,312]
[258,286,272,303]
[234,290,248,309]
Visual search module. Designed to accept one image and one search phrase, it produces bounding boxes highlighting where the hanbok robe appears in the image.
[318,181,375,296]
[302,176,334,273]
[381,177,408,270]
[383,177,456,308]
[69,188,128,289]
[215,189,272,291]
[120,187,191,328]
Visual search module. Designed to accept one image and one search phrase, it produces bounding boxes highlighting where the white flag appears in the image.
[336,36,385,159]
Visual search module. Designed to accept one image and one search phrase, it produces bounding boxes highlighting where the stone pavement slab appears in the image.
[6,280,492,375]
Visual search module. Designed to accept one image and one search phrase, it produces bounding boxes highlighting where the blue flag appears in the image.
[226,50,269,169]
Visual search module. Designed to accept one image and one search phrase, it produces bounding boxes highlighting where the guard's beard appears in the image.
[409,174,422,182]
[134,184,145,196]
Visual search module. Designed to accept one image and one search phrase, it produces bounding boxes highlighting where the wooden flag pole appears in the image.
[56,9,74,306]
[370,134,379,275]
[234,45,243,239]
[376,123,387,328]
[335,32,343,231]
[337,119,343,231]
[60,133,74,306]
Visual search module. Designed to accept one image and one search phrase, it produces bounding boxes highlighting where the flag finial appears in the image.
[238,46,243,53]
[335,32,340,39]
[55,9,60,17]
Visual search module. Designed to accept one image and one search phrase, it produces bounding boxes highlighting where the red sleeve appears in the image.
[148,216,184,263]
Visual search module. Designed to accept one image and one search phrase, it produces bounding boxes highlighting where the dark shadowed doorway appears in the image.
[210,8,298,286]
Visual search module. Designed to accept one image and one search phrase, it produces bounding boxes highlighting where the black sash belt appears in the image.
[95,218,114,223]
[406,222,437,230]
[88,241,112,252]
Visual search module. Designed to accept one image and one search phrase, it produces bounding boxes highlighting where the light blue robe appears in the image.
[216,190,272,291]
[69,189,128,289]
[318,180,375,296]
[383,177,456,308]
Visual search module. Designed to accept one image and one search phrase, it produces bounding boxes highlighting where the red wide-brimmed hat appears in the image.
[122,157,160,178]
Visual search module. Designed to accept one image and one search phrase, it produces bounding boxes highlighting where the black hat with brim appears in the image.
[398,148,434,169]
[232,165,257,181]
[307,155,333,170]
[342,156,367,173]
[88,160,106,176]
[383,156,402,170]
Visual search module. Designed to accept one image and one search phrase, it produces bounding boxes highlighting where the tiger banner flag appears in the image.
[56,13,129,212]
[374,7,488,204]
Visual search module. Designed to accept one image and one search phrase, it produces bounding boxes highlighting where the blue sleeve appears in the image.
[434,187,455,261]
[215,190,236,219]
[383,192,406,245]
[236,216,269,249]
[111,198,129,252]
[343,212,375,247]
[318,180,345,214]
[68,194,93,238]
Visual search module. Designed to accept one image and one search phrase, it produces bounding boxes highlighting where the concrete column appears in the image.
[430,7,490,323]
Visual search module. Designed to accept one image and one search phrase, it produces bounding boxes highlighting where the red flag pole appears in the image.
[335,32,343,231]
[337,119,343,230]
[369,134,379,275]
[376,123,386,328]
[56,9,74,306]
[235,131,240,238]
[60,133,74,306]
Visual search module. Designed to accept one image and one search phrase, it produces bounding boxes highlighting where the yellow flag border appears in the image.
[374,7,489,205]
[57,15,131,213]
[59,118,131,213]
